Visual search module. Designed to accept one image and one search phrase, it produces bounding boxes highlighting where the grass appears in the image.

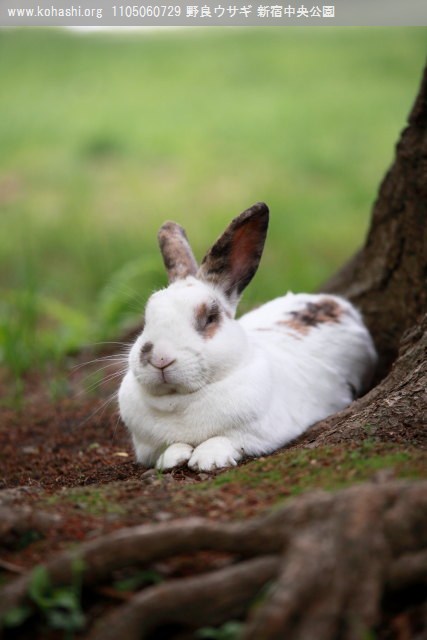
[0,27,426,384]
[38,441,427,522]
[192,441,427,506]
[46,486,125,516]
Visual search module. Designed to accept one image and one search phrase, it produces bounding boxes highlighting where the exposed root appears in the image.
[0,515,285,618]
[387,550,427,591]
[89,556,278,640]
[0,505,60,547]
[1,480,426,639]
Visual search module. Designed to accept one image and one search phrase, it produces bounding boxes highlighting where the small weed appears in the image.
[363,423,378,437]
[14,529,43,552]
[82,135,123,160]
[83,370,105,396]
[2,558,86,638]
[113,569,163,592]
[2,604,33,629]
[0,287,40,380]
[0,378,25,410]
[48,375,71,401]
[48,487,124,516]
[196,621,243,640]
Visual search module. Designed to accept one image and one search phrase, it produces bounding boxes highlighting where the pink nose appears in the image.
[149,355,176,370]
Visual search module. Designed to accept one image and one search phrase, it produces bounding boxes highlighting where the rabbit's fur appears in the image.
[119,203,377,472]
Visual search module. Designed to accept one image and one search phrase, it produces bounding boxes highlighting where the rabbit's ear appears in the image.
[198,202,269,302]
[158,221,198,283]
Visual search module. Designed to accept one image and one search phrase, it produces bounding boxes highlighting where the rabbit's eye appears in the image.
[195,302,222,337]
[206,309,219,325]
[206,302,220,325]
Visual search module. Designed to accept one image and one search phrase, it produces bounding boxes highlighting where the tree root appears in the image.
[1,480,426,639]
[387,550,427,591]
[0,498,321,617]
[0,505,60,548]
[90,556,278,640]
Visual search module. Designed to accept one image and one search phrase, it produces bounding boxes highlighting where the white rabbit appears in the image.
[119,203,377,472]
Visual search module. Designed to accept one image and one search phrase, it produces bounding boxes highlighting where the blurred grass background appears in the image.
[0,27,426,385]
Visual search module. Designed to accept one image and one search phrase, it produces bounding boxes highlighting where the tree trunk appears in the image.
[321,65,427,382]
[296,309,426,449]
[296,64,427,449]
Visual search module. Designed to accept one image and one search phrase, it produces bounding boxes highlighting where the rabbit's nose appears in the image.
[149,354,176,370]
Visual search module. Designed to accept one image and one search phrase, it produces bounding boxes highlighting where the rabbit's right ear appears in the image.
[158,222,198,283]
[198,202,269,304]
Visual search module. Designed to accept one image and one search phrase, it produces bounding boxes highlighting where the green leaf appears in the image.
[114,569,163,592]
[28,565,52,607]
[97,256,163,334]
[2,605,32,628]
[15,529,43,551]
[46,607,86,632]
[26,559,86,634]
[196,621,243,639]
[47,587,78,610]
[71,555,85,579]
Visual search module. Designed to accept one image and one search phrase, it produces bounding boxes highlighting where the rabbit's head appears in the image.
[127,203,269,397]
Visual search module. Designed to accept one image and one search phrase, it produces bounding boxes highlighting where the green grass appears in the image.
[0,27,426,381]
[193,442,427,504]
[46,486,125,516]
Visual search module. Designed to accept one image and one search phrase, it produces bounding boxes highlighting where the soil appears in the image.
[0,352,425,569]
[0,357,220,544]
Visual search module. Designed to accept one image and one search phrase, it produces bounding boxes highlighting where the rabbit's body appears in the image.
[119,204,377,472]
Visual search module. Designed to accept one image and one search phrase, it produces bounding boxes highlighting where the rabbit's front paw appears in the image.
[188,437,242,472]
[155,443,194,470]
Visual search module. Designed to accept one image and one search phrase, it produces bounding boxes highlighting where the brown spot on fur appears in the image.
[255,326,303,340]
[158,222,198,283]
[279,298,343,336]
[277,318,310,336]
[195,302,222,339]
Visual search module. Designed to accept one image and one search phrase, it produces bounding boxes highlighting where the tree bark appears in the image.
[321,65,427,382]
[296,311,426,449]
[293,64,427,450]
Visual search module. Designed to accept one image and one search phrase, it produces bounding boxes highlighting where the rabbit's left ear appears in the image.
[198,202,269,303]
[158,222,198,282]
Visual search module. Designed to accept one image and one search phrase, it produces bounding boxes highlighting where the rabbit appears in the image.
[118,202,377,472]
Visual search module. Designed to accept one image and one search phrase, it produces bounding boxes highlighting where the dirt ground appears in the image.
[0,355,425,554]
[0,358,254,559]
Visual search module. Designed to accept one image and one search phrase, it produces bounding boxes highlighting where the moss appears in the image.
[47,486,125,516]
[190,443,426,509]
